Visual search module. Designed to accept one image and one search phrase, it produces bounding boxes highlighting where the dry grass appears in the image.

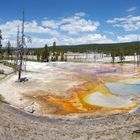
[0,94,9,104]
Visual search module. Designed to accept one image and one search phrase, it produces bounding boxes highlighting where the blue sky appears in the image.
[0,0,140,47]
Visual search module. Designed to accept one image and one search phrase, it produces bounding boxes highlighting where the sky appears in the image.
[0,0,140,47]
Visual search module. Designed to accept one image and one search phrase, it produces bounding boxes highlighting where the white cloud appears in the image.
[107,15,140,31]
[0,20,21,38]
[25,33,114,47]
[127,6,137,12]
[62,34,113,45]
[0,12,114,47]
[117,34,140,42]
[107,17,126,24]
[60,13,100,34]
[2,38,16,47]
[42,12,100,34]
[25,20,59,36]
[41,19,58,29]
[0,20,59,39]
[75,12,86,17]
[60,19,99,34]
[30,37,58,47]
[103,31,114,35]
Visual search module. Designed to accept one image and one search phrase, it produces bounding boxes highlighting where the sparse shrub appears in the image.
[0,69,4,74]
[0,94,9,104]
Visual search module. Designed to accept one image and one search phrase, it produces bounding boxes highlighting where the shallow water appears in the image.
[106,81,140,97]
[83,92,133,108]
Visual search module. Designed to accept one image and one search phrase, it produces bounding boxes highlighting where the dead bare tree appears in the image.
[0,30,2,58]
[18,10,25,81]
[136,36,140,67]
[14,26,20,72]
[14,10,30,82]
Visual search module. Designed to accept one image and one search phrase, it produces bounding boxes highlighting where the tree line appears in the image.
[0,29,140,65]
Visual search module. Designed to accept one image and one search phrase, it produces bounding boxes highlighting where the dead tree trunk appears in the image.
[18,10,25,81]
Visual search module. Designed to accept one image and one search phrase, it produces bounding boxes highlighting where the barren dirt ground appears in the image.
[0,62,140,139]
[0,103,140,140]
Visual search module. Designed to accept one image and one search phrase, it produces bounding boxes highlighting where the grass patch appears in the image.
[0,69,4,74]
[0,94,9,104]
[111,61,135,64]
[2,61,15,68]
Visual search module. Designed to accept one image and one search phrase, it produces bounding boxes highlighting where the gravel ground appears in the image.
[0,103,140,140]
